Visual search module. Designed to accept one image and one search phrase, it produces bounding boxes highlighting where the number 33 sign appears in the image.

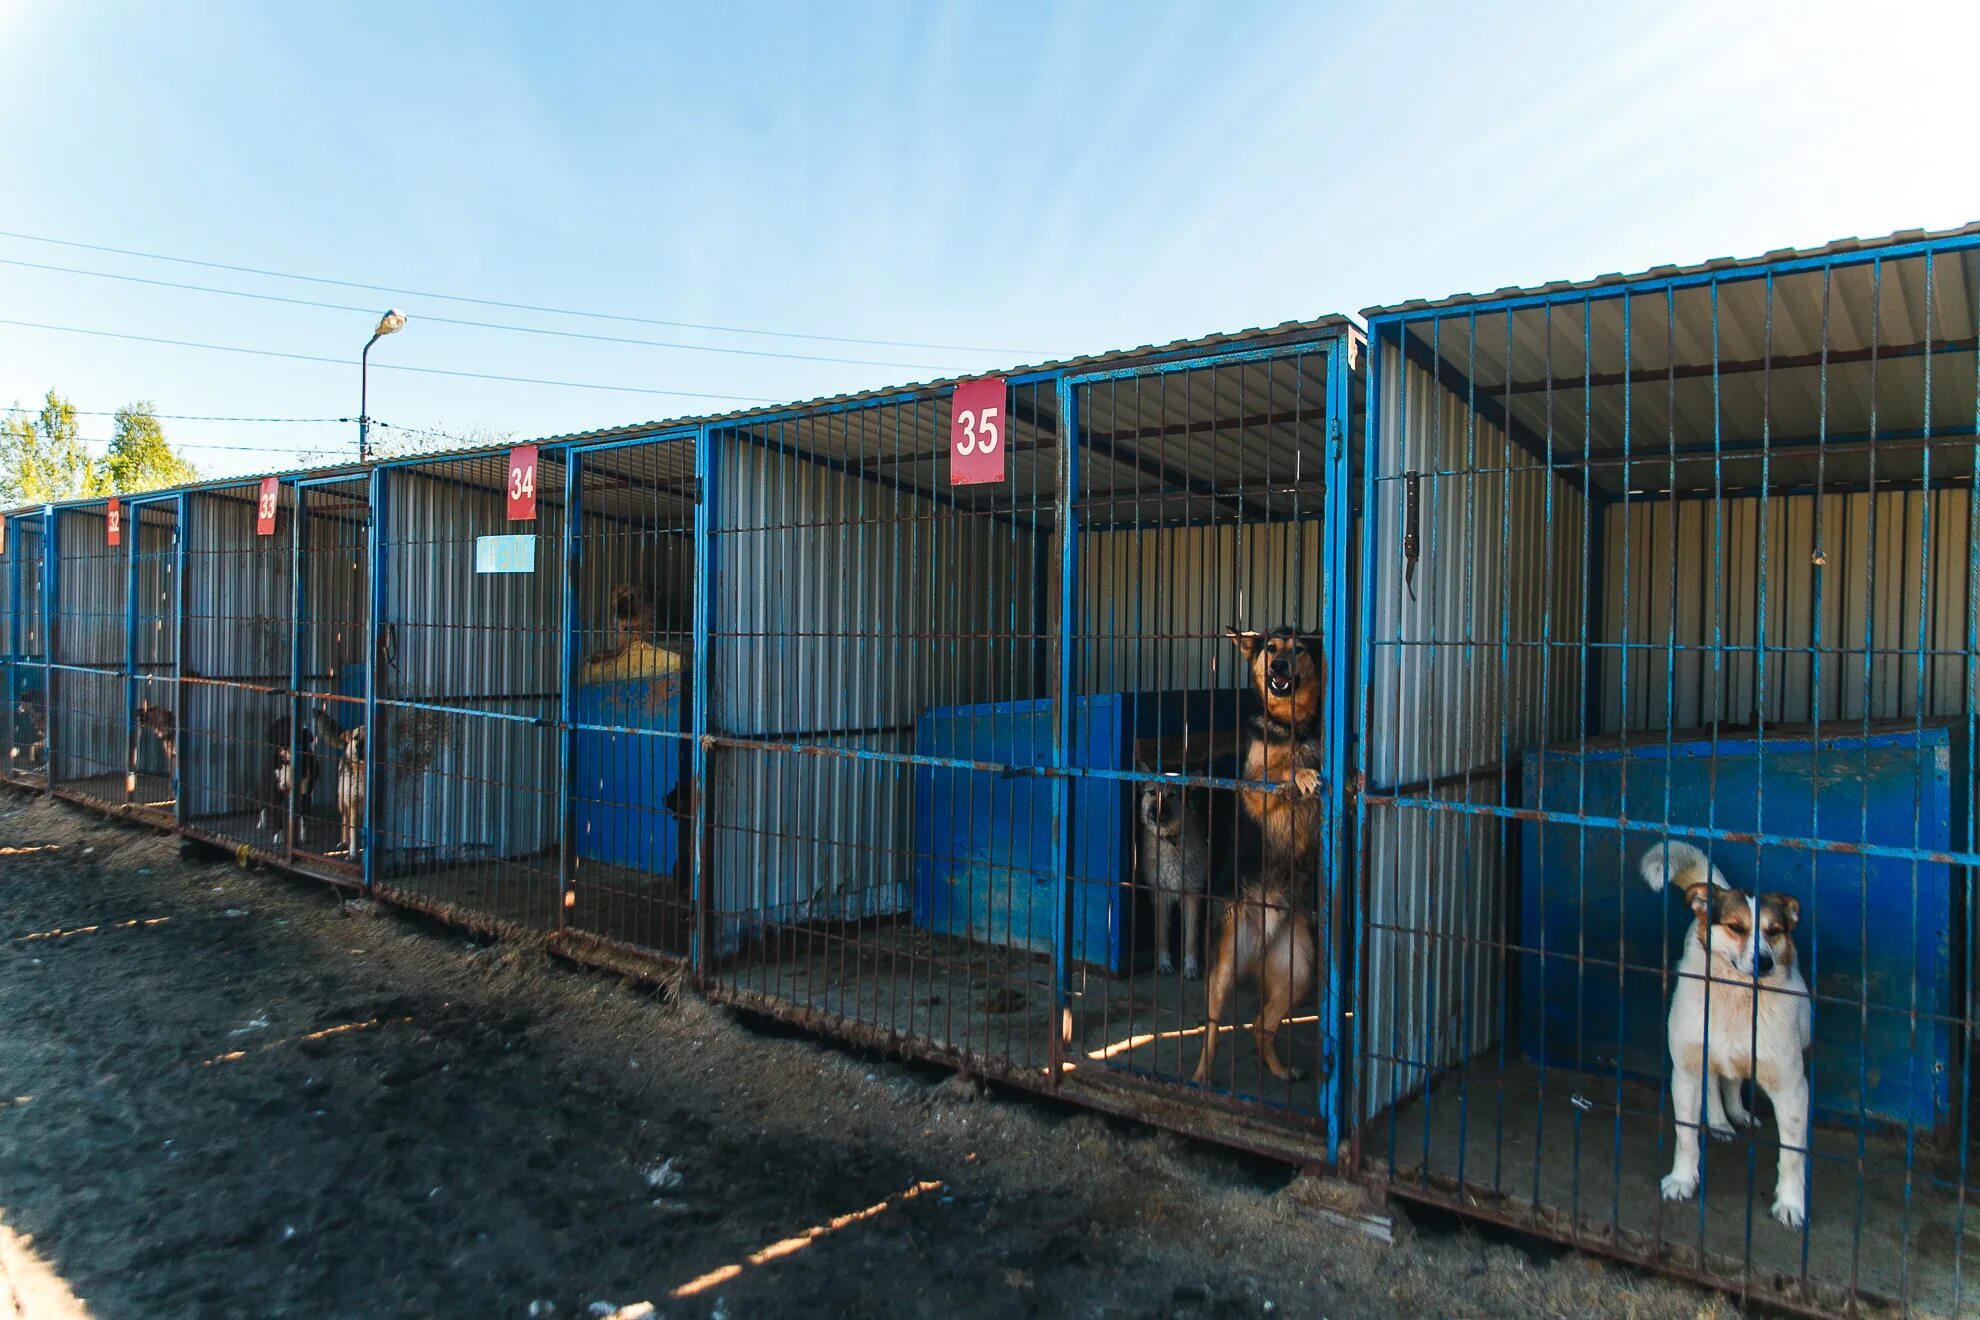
[950,377,1006,485]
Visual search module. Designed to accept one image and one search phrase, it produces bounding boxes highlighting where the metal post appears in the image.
[1050,373,1078,1081]
[558,451,580,932]
[288,483,305,860]
[363,466,385,894]
[359,334,380,464]
[124,503,141,806]
[691,424,716,982]
[172,493,187,823]
[41,505,56,785]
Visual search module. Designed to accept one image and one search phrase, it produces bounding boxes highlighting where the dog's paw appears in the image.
[1770,1196,1806,1230]
[1183,959,1201,980]
[1660,1172,1698,1202]
[1157,954,1175,976]
[1708,1123,1736,1143]
[1292,768,1321,797]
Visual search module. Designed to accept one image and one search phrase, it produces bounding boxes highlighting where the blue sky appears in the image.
[3,0,1977,479]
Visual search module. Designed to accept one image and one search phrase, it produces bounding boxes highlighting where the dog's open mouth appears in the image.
[1266,673,1295,697]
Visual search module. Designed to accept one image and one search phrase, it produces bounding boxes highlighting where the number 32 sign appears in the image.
[950,377,1006,486]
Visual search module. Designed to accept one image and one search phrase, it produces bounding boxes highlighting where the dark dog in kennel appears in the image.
[1136,771,1209,979]
[1194,628,1323,1085]
[135,699,178,776]
[14,687,47,768]
[257,716,320,845]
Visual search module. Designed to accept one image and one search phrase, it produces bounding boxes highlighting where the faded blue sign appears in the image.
[474,534,537,574]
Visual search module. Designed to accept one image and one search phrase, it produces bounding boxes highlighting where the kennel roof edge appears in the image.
[1363,219,1980,318]
[0,314,1364,521]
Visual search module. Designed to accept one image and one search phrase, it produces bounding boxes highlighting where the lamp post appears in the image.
[358,309,407,463]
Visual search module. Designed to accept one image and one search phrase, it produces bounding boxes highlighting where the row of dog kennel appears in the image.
[1357,226,1980,1315]
[0,320,1365,1152]
[8,225,1980,1314]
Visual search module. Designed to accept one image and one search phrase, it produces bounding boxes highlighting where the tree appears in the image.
[0,391,106,504]
[105,401,199,492]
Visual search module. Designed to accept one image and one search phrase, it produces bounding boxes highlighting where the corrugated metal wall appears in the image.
[1600,488,1978,731]
[1076,520,1326,695]
[1361,349,1589,1118]
[53,508,124,668]
[131,505,178,781]
[50,508,129,784]
[708,432,1044,948]
[181,491,291,822]
[380,466,564,862]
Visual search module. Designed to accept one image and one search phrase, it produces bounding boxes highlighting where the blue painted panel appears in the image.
[573,675,683,876]
[1519,725,1956,1131]
[913,690,1239,974]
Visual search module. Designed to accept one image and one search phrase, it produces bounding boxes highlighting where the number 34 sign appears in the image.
[950,377,1006,486]
[507,446,539,521]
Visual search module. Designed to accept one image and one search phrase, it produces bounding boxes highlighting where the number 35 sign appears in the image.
[950,377,1006,485]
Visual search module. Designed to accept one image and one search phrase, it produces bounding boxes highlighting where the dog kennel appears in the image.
[1356,225,1980,1314]
[4,508,48,788]
[46,499,133,809]
[701,321,1360,1150]
[177,481,300,860]
[370,451,568,930]
[127,495,182,826]
[291,474,370,877]
[563,432,697,962]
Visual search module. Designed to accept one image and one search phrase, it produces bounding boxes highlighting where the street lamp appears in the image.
[358,309,407,463]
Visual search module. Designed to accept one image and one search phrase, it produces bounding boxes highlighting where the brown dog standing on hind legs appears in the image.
[1193,627,1322,1086]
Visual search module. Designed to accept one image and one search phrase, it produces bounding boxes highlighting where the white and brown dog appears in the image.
[1640,840,1812,1228]
[1135,772,1208,980]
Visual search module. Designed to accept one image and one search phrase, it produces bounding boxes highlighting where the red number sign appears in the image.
[950,377,1007,486]
[256,476,280,536]
[507,446,539,521]
[105,497,121,547]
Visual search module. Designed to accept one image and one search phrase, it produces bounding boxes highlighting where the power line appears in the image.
[0,228,1047,356]
[4,405,351,424]
[0,318,781,404]
[0,256,966,370]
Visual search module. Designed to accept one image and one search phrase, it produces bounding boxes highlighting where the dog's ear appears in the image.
[1684,882,1716,918]
[1134,759,1151,775]
[1226,628,1263,660]
[1767,893,1801,930]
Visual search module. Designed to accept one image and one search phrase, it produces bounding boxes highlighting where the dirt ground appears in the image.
[0,791,1731,1320]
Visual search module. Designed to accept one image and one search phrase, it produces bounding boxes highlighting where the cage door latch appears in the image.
[1402,470,1421,601]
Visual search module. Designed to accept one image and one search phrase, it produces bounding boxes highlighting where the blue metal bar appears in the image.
[1049,371,1078,1080]
[40,505,56,781]
[557,449,580,932]
[288,481,305,860]
[363,467,384,894]
[1350,324,1383,1164]
[1365,791,1980,867]
[1320,332,1353,1156]
[690,422,716,980]
[172,493,186,821]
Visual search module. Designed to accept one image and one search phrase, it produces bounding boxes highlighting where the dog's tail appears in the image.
[1638,840,1726,893]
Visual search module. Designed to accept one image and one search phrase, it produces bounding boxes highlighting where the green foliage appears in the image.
[0,391,105,504]
[105,401,199,492]
[1,393,200,505]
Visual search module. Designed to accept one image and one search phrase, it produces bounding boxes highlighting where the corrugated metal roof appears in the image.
[1363,221,1980,319]
[0,315,1362,519]
[529,313,1362,447]
[1371,235,1980,496]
